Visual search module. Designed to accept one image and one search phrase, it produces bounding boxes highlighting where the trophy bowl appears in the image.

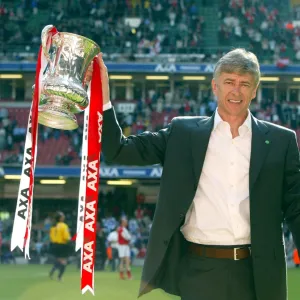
[38,25,101,130]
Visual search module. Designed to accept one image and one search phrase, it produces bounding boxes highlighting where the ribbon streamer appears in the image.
[80,57,103,295]
[11,26,102,295]
[11,27,58,257]
[75,90,90,252]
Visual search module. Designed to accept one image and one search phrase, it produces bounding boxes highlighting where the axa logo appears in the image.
[100,167,119,177]
[150,168,162,177]
[155,64,177,73]
[203,64,215,73]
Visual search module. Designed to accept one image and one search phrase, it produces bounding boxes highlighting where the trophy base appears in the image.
[38,105,78,130]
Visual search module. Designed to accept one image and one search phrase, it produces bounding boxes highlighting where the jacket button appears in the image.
[179,213,185,219]
[163,240,169,246]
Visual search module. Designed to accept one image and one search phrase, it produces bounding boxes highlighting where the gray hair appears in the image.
[213,48,260,86]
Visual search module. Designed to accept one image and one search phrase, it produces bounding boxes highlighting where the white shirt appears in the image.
[107,231,118,249]
[103,101,112,111]
[181,109,252,245]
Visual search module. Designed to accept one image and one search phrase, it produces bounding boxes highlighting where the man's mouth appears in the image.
[228,99,242,103]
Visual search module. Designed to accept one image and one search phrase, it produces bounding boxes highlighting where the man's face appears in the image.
[211,72,258,118]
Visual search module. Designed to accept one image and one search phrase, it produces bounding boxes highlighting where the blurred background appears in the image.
[0,0,300,299]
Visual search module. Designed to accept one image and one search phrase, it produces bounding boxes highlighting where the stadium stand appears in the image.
[1,95,300,165]
[219,0,299,63]
[0,0,299,63]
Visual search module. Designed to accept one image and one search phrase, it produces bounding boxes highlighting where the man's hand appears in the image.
[85,52,110,105]
[97,53,110,105]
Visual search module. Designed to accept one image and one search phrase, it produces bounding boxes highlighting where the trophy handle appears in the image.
[41,25,61,63]
[83,62,94,88]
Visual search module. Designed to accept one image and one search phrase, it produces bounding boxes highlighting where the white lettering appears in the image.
[150,168,162,178]
[88,160,98,172]
[203,64,215,73]
[87,160,98,191]
[100,167,119,177]
[155,64,176,73]
[83,241,94,273]
[85,201,96,232]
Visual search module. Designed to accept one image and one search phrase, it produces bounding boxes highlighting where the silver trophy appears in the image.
[38,25,100,130]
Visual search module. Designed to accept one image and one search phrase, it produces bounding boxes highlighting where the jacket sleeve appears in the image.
[102,107,173,166]
[282,131,300,251]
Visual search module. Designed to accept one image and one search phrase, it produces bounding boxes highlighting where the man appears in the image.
[98,49,300,300]
[107,226,119,272]
[49,211,71,281]
[117,218,132,280]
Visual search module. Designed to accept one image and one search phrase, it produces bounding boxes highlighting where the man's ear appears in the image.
[251,83,259,100]
[211,78,217,96]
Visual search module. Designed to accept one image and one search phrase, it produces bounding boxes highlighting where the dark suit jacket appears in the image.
[102,107,300,300]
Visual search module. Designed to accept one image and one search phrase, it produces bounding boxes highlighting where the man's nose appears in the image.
[231,85,241,95]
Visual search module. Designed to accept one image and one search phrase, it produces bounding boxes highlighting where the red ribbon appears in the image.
[81,57,103,294]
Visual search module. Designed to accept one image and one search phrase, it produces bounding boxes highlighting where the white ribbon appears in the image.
[75,84,91,253]
[11,45,47,258]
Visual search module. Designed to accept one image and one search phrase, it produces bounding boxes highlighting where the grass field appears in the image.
[0,264,299,300]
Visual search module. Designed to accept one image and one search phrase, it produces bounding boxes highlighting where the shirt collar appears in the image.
[213,109,252,133]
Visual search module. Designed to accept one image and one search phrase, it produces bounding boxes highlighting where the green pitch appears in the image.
[0,264,299,300]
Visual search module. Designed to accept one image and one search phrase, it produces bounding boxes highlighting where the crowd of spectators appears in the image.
[0,202,298,267]
[0,108,25,164]
[0,201,153,266]
[0,0,206,62]
[120,87,300,140]
[0,0,299,62]
[219,0,300,63]
[1,85,300,166]
[0,107,82,165]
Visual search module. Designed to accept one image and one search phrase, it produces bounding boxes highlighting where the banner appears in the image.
[80,57,103,295]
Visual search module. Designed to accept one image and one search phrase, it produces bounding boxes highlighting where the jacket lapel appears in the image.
[249,115,270,191]
[191,113,270,192]
[191,112,270,191]
[191,114,215,187]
